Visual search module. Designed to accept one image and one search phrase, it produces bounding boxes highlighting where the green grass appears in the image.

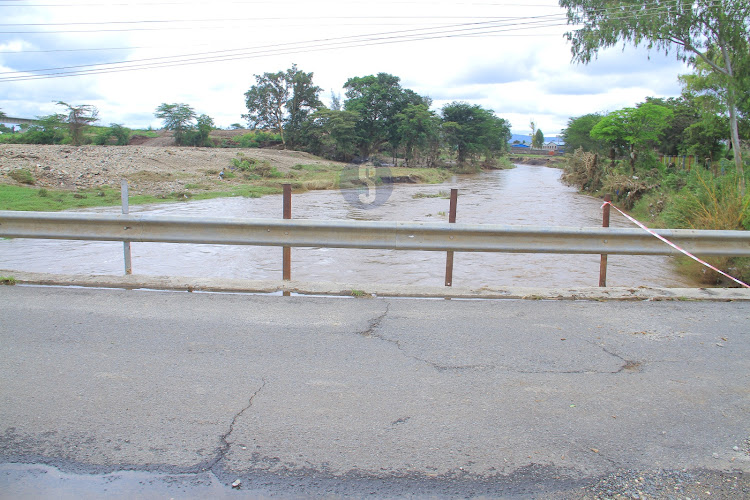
[9,169,35,185]
[0,276,17,285]
[0,183,282,211]
[413,190,451,199]
[131,130,159,138]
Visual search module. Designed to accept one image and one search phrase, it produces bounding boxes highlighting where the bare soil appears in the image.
[0,143,346,196]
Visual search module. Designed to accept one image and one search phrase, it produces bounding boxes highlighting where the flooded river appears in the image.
[0,164,695,287]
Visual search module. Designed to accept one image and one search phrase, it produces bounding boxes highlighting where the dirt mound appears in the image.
[0,144,346,196]
[128,130,175,147]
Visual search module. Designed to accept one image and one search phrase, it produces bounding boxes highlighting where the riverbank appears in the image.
[0,144,453,211]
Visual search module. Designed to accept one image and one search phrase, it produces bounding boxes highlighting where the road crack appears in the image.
[358,303,494,373]
[207,378,267,473]
[590,342,643,373]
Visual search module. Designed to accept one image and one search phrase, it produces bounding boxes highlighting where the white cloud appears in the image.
[0,0,693,136]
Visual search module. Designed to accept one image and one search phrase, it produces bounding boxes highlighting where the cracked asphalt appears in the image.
[1,285,749,498]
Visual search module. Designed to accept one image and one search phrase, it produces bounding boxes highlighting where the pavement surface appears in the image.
[1,283,749,499]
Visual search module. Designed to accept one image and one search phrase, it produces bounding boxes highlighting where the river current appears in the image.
[0,164,695,287]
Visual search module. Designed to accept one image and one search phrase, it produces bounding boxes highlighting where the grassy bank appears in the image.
[0,164,453,212]
[0,184,283,211]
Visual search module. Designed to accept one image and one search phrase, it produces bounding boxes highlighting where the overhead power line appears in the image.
[0,0,701,82]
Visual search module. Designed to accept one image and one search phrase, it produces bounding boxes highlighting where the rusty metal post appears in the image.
[121,179,132,275]
[282,184,291,296]
[444,188,458,286]
[599,193,611,287]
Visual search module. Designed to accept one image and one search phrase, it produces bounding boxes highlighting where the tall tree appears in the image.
[56,101,98,146]
[154,103,196,146]
[285,65,323,148]
[243,70,288,145]
[395,103,441,167]
[562,113,605,152]
[343,73,426,158]
[679,53,749,158]
[533,128,545,149]
[559,0,750,192]
[442,102,511,166]
[243,64,322,148]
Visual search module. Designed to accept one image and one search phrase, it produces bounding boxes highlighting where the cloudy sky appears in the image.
[0,0,690,136]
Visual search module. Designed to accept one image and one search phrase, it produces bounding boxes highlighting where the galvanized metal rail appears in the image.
[1,211,749,257]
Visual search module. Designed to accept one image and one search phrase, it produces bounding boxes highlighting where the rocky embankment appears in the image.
[0,144,341,196]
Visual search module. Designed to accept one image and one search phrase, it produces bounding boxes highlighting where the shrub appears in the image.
[235,131,283,148]
[663,170,750,286]
[561,147,603,192]
[664,170,749,231]
[9,169,35,185]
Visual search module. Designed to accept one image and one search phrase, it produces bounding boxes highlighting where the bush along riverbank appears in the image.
[562,148,750,286]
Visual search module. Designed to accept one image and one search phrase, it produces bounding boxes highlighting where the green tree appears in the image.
[559,0,750,192]
[300,108,360,161]
[561,113,604,152]
[642,96,700,156]
[441,102,511,167]
[56,101,98,146]
[27,114,67,144]
[155,103,197,146]
[590,103,673,174]
[93,123,131,146]
[395,103,441,167]
[533,128,545,149]
[186,114,215,147]
[285,65,323,148]
[679,53,749,160]
[243,64,322,148]
[343,73,426,158]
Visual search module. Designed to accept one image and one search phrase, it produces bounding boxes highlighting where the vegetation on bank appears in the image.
[557,0,750,286]
[1,69,514,171]
[561,100,749,285]
[0,158,454,212]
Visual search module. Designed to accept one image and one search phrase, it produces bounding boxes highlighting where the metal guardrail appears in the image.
[1,210,749,257]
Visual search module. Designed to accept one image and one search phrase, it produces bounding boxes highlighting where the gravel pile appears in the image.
[0,144,341,195]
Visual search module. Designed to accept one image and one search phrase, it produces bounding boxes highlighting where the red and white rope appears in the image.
[602,201,750,289]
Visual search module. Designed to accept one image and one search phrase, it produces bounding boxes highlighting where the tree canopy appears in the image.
[441,102,511,166]
[56,101,98,146]
[561,113,604,152]
[155,103,197,146]
[243,64,322,148]
[532,129,545,149]
[590,102,673,173]
[343,73,427,158]
[559,0,750,190]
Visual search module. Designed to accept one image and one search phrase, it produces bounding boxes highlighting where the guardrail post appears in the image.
[599,193,611,287]
[444,188,458,286]
[121,179,132,275]
[282,184,292,296]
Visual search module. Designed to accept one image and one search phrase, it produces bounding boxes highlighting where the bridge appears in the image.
[0,116,35,127]
[1,284,749,497]
[1,208,749,497]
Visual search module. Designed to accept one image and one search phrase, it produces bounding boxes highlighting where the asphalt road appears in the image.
[1,285,749,498]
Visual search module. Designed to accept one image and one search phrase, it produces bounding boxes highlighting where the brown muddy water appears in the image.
[0,164,695,287]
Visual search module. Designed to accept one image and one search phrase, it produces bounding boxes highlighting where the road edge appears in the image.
[2,269,749,301]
